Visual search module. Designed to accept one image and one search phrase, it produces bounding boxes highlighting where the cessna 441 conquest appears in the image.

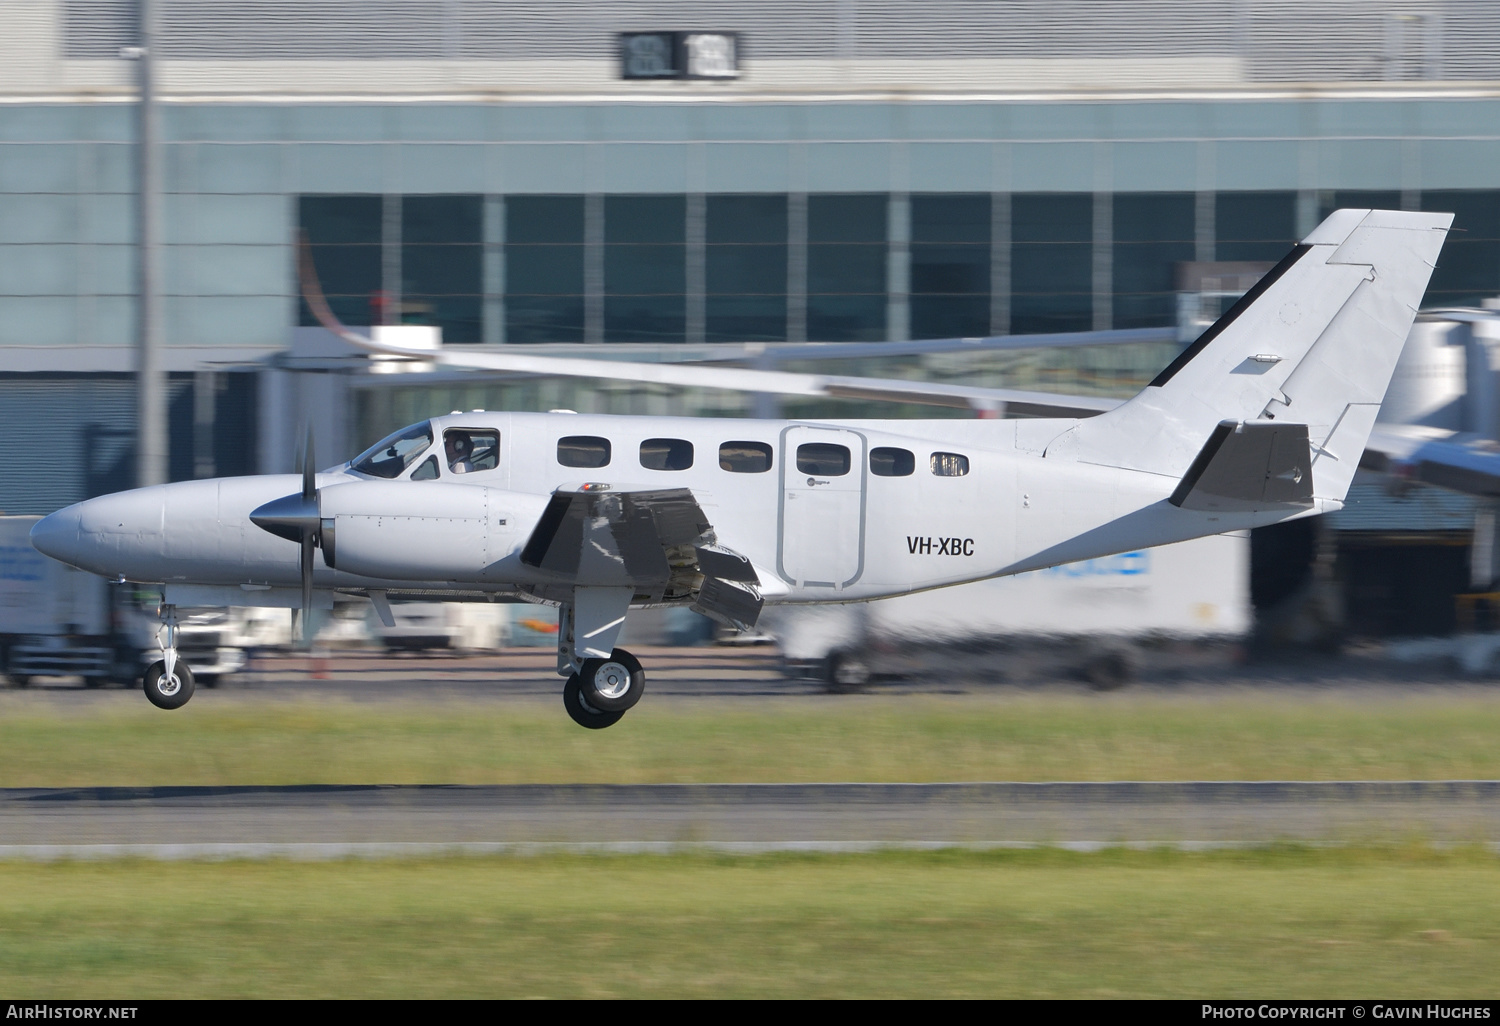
[29,209,1452,727]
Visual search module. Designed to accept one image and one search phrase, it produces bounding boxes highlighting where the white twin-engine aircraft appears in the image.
[30,209,1452,727]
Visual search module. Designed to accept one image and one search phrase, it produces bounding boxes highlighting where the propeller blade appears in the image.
[290,423,318,643]
[302,425,316,502]
[300,531,315,643]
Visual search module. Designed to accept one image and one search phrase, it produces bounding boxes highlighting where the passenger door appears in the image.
[778,425,866,590]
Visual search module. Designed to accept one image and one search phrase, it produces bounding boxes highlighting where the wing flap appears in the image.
[519,486,764,624]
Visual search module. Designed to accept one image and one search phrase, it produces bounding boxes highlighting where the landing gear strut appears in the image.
[144,603,195,710]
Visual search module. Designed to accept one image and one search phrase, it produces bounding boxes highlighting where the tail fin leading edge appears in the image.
[1058,208,1453,502]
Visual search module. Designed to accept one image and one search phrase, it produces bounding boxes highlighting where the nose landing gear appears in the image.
[144,604,195,710]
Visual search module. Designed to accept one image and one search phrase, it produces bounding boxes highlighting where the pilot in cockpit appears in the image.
[445,431,476,474]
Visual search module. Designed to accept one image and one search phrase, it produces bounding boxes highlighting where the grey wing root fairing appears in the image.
[518,485,765,628]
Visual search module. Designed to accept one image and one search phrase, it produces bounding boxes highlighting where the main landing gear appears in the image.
[143,603,195,710]
[563,651,645,729]
[557,592,645,729]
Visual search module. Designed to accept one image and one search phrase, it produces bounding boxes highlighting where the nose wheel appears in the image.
[143,659,195,710]
[562,647,644,729]
[143,602,195,710]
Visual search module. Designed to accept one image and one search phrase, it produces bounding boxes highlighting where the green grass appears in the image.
[1,847,1497,998]
[4,692,1500,786]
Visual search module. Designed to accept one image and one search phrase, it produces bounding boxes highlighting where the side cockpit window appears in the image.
[410,455,439,481]
[446,429,499,474]
[352,422,433,479]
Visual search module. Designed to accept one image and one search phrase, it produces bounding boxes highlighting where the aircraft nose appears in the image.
[28,507,83,566]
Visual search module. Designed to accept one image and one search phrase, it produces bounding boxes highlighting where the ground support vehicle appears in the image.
[3,515,280,688]
[373,601,509,653]
[763,533,1250,690]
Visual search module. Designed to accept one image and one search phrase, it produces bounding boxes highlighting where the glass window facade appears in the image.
[402,195,482,344]
[808,194,887,342]
[296,186,1500,347]
[1320,191,1402,220]
[706,194,787,343]
[1113,193,1195,329]
[298,195,382,328]
[1424,191,1500,307]
[1216,191,1297,262]
[506,195,585,344]
[1011,193,1092,334]
[605,195,686,344]
[910,194,990,340]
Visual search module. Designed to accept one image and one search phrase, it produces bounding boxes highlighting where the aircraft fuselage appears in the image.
[32,410,1311,608]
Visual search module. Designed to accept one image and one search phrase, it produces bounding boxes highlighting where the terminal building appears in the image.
[3,0,1500,639]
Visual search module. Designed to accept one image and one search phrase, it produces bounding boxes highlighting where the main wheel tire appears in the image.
[578,648,645,713]
[563,673,625,729]
[143,660,195,710]
[1083,649,1133,691]
[825,650,871,693]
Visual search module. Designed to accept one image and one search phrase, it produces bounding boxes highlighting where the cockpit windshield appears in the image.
[350,422,434,479]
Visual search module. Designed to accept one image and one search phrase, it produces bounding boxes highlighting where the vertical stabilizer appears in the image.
[1054,209,1452,503]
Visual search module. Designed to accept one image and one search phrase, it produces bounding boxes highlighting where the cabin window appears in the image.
[446,429,499,474]
[797,442,851,476]
[719,441,773,473]
[870,446,915,477]
[352,422,433,479]
[930,452,970,477]
[410,455,439,481]
[640,438,694,471]
[557,435,611,468]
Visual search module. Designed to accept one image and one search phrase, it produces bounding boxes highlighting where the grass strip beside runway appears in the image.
[1,847,1496,998]
[4,693,1500,785]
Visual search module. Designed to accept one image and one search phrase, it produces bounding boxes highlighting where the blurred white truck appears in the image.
[1,515,274,687]
[761,532,1250,689]
[374,601,510,653]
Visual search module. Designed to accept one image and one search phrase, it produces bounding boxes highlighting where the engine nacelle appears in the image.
[316,480,551,581]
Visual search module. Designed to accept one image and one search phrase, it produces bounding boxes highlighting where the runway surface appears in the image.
[8,649,1500,857]
[10,643,1493,704]
[3,781,1498,858]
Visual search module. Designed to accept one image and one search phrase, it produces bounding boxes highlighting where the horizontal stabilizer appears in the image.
[1169,421,1314,512]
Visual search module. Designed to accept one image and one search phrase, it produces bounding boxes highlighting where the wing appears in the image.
[1365,425,1500,497]
[298,234,1120,420]
[518,484,766,629]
